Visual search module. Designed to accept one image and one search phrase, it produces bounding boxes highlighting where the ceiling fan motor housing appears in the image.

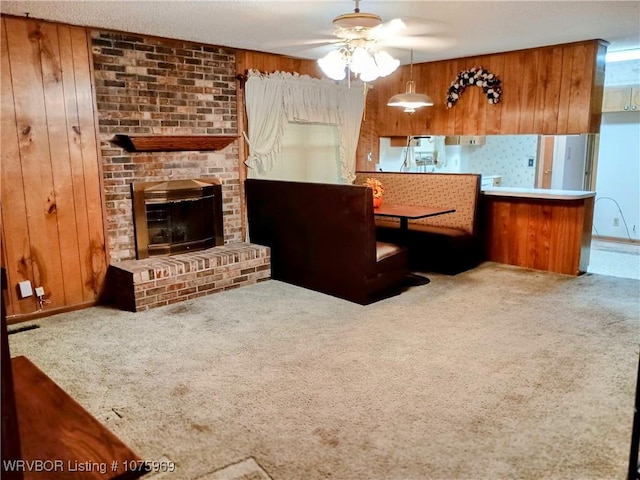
[332,12,383,30]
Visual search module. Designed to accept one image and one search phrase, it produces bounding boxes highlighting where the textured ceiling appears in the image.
[1,1,639,65]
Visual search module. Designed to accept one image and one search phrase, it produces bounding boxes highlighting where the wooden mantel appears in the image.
[111,134,236,152]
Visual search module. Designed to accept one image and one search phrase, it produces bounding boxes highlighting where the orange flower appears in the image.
[363,178,384,199]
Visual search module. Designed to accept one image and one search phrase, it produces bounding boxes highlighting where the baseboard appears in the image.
[593,235,640,245]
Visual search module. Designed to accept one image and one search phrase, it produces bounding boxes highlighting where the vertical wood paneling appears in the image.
[483,195,592,275]
[518,49,539,133]
[588,42,607,133]
[555,45,575,134]
[533,45,563,134]
[4,18,66,309]
[454,57,483,134]
[566,42,596,134]
[511,201,531,267]
[1,17,106,319]
[39,22,84,306]
[367,39,603,137]
[496,51,522,132]
[1,19,34,316]
[423,61,447,133]
[69,26,107,298]
[483,54,504,134]
[58,25,98,302]
[442,59,459,135]
[237,49,322,78]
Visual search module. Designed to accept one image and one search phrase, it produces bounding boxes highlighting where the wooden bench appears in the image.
[354,172,482,274]
[245,179,409,305]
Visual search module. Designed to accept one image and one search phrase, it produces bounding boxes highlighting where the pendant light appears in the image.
[387,50,433,114]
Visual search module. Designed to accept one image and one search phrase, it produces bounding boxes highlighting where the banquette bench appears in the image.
[354,172,482,274]
[245,179,409,305]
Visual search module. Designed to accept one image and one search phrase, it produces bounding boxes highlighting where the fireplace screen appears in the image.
[131,179,224,259]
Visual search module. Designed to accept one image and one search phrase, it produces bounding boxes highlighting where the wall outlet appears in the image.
[613,217,620,227]
[35,286,45,297]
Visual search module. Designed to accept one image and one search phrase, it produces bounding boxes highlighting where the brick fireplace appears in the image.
[92,31,270,311]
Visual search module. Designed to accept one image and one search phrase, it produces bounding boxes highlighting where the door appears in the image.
[536,135,595,191]
[537,136,554,188]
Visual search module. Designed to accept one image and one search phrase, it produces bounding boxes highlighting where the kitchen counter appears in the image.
[481,189,595,275]
[482,187,595,200]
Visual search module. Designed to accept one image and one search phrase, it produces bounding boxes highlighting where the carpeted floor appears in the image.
[8,261,640,480]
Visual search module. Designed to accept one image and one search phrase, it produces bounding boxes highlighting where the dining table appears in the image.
[373,203,456,232]
[373,203,456,285]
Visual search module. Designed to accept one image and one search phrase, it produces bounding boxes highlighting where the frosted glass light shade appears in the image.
[318,50,347,80]
[374,51,400,77]
[318,45,400,82]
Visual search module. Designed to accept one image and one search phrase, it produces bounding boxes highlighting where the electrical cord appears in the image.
[593,196,633,240]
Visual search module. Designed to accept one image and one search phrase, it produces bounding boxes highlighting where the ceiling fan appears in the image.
[308,0,453,82]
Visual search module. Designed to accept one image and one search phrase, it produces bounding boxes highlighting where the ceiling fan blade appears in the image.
[275,43,345,60]
[376,16,452,38]
[265,36,338,48]
[378,35,456,52]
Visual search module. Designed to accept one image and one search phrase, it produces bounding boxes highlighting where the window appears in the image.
[248,122,342,184]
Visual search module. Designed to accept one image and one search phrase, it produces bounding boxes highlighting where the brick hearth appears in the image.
[106,243,270,312]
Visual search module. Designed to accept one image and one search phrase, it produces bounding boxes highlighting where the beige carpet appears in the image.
[8,261,640,480]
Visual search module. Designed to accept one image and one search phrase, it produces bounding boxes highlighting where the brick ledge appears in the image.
[105,243,270,312]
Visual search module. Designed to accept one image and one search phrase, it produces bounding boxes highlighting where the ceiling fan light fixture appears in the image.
[350,47,373,73]
[374,50,400,77]
[318,49,348,80]
[317,0,404,83]
[318,44,399,83]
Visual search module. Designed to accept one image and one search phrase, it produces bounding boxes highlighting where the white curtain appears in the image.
[244,70,365,183]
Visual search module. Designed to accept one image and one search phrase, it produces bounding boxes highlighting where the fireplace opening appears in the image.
[131,178,224,259]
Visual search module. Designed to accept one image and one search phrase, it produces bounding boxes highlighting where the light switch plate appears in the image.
[18,280,33,298]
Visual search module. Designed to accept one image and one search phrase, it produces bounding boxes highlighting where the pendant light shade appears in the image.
[387,50,433,114]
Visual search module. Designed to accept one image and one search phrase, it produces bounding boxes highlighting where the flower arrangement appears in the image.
[446,66,502,108]
[363,177,384,199]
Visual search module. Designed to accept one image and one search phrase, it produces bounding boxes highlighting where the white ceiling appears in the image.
[2,1,639,65]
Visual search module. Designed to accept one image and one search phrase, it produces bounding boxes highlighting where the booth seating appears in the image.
[354,172,482,274]
[245,179,409,305]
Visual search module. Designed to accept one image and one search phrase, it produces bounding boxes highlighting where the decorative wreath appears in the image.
[446,66,502,108]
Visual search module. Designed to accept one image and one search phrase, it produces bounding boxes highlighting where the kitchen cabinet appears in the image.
[445,135,486,146]
[602,85,640,112]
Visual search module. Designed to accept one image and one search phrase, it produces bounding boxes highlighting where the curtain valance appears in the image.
[244,70,365,182]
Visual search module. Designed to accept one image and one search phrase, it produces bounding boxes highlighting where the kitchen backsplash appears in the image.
[459,135,538,188]
[378,135,538,188]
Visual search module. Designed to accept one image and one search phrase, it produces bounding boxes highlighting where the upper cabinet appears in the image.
[602,85,640,112]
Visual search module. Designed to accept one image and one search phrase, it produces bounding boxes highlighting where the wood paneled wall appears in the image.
[365,39,607,138]
[236,50,322,79]
[482,195,594,275]
[1,17,106,320]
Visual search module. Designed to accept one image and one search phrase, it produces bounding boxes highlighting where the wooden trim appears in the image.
[12,356,145,480]
[6,300,97,325]
[111,134,236,152]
